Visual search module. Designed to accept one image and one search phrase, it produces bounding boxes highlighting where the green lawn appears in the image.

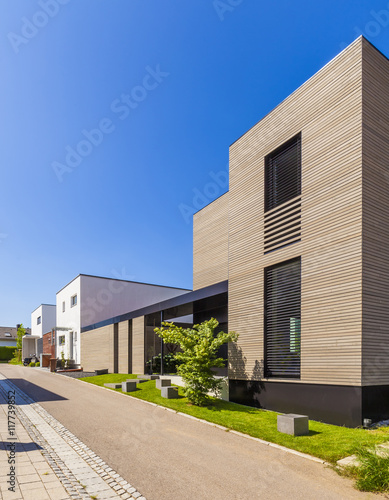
[80,373,389,464]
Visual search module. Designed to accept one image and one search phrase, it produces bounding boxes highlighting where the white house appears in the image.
[23,304,57,362]
[56,274,190,366]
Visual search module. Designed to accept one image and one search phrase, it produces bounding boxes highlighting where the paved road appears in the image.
[0,365,379,500]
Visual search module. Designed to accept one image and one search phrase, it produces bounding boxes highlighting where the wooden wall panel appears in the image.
[193,193,229,290]
[132,316,145,374]
[362,39,389,385]
[118,320,130,374]
[228,37,364,385]
[81,324,114,373]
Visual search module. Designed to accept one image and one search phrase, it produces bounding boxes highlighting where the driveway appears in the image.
[0,364,379,500]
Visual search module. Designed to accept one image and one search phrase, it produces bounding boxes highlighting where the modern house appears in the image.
[203,35,389,427]
[79,36,389,427]
[56,274,190,366]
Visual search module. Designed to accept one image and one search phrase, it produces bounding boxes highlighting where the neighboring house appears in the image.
[31,304,56,338]
[0,327,18,347]
[80,37,389,427]
[55,274,190,366]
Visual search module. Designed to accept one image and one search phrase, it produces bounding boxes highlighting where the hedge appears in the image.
[0,346,17,361]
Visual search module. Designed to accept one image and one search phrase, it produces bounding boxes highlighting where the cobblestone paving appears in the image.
[0,374,146,500]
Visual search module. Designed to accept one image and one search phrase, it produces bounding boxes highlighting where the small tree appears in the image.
[154,318,238,406]
[16,324,25,350]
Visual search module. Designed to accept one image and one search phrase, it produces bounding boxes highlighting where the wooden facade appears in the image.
[118,320,132,374]
[362,39,389,386]
[193,192,229,290]
[229,37,363,386]
[81,324,115,373]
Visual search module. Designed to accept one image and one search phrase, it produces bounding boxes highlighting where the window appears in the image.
[62,301,65,312]
[71,294,77,307]
[74,331,77,343]
[265,133,301,212]
[4,332,11,337]
[264,257,301,378]
[37,316,41,325]
[59,335,65,346]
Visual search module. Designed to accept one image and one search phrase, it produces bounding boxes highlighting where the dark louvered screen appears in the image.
[265,257,301,378]
[265,134,301,212]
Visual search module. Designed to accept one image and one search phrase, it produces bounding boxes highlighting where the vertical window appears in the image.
[264,257,301,378]
[71,294,77,307]
[59,335,65,346]
[265,133,301,212]
[62,301,65,312]
[37,316,41,325]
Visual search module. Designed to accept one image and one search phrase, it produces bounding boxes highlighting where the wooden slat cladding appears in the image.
[193,193,229,290]
[229,37,363,385]
[362,39,389,386]
[132,316,145,374]
[81,324,114,373]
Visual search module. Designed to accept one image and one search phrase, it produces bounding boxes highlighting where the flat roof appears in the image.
[31,304,56,314]
[82,280,228,333]
[56,273,191,295]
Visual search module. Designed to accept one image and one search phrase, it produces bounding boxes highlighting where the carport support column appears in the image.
[160,310,164,376]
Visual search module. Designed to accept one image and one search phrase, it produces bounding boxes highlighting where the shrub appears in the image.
[155,318,238,406]
[35,361,40,367]
[355,448,389,492]
[29,362,35,367]
[0,346,17,361]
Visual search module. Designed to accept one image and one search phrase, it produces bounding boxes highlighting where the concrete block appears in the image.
[156,379,171,389]
[122,380,138,392]
[95,369,109,375]
[161,386,179,399]
[138,374,159,380]
[277,414,309,436]
[104,383,122,389]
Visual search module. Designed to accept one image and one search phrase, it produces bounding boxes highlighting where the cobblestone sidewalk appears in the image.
[0,374,145,500]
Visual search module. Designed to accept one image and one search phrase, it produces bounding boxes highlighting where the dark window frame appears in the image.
[264,257,301,379]
[265,133,302,212]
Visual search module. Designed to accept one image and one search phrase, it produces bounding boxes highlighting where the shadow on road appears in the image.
[2,378,68,404]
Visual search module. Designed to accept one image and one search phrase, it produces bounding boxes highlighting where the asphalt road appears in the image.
[0,365,379,500]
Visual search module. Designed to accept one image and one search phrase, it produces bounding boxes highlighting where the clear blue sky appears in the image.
[1,0,388,327]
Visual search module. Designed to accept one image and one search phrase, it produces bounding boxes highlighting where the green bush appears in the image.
[0,346,17,361]
[155,318,238,406]
[355,448,389,492]
[35,361,40,367]
[29,361,35,367]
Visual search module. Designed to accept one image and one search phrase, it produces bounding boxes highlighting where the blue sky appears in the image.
[1,0,389,327]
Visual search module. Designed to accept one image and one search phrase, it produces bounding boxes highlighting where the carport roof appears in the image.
[81,280,228,333]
